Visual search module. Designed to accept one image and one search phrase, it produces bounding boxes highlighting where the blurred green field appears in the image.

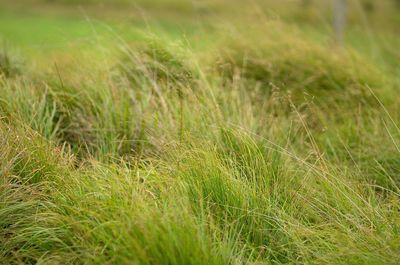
[0,0,398,69]
[1,1,400,264]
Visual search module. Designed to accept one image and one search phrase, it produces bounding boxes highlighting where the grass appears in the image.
[1,0,400,264]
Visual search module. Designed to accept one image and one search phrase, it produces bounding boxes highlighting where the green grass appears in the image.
[1,0,400,264]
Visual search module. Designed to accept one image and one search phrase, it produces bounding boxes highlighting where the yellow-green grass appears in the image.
[1,1,400,264]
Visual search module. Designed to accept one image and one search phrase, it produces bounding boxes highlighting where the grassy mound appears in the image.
[118,38,194,89]
[215,30,384,109]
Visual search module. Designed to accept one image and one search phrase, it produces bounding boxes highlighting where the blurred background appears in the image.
[0,0,398,72]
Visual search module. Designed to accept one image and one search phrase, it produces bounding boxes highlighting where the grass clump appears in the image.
[0,69,151,159]
[118,38,194,88]
[0,46,23,78]
[0,121,230,264]
[165,130,400,264]
[216,28,384,109]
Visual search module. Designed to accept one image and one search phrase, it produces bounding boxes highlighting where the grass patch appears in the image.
[1,1,400,264]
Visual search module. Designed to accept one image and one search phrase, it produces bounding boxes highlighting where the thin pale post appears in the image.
[334,0,346,47]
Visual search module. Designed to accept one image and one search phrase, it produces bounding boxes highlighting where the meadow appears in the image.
[1,0,400,264]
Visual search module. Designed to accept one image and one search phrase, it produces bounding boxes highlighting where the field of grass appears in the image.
[1,0,400,264]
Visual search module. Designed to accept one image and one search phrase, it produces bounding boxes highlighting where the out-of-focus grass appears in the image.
[1,0,398,71]
[0,7,215,68]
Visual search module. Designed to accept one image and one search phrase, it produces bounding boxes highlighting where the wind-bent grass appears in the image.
[1,13,400,265]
